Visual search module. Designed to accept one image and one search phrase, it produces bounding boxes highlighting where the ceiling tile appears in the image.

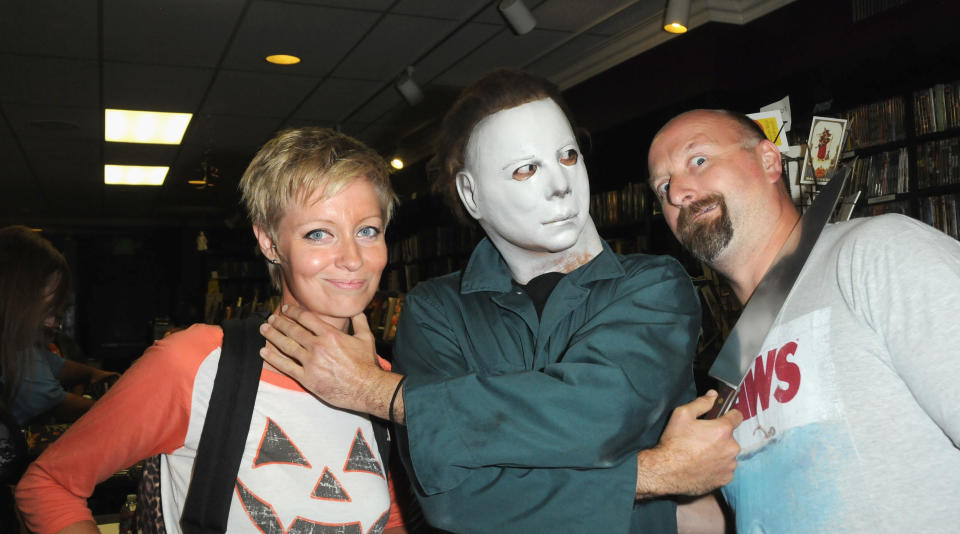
[292,0,395,10]
[200,70,317,118]
[412,21,503,83]
[103,62,214,112]
[103,0,245,67]
[3,104,101,142]
[345,86,403,124]
[23,140,101,184]
[223,1,381,75]
[392,0,490,20]
[435,27,572,86]
[524,33,609,79]
[333,13,459,81]
[589,1,664,36]
[0,0,98,59]
[533,0,639,33]
[294,77,383,121]
[0,55,99,107]
[103,142,180,167]
[180,114,281,156]
[471,1,513,26]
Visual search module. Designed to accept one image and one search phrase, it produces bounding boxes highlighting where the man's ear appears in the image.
[758,139,783,184]
[455,171,482,221]
[252,225,277,261]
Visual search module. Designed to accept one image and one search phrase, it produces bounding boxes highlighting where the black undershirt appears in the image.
[518,271,566,318]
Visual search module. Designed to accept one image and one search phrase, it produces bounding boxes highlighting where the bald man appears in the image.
[649,109,960,532]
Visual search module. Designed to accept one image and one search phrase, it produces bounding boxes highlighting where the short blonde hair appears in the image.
[239,127,396,288]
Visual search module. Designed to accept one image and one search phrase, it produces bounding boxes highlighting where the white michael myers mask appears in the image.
[456,98,598,276]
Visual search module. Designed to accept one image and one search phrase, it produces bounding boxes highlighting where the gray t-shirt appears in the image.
[722,214,960,533]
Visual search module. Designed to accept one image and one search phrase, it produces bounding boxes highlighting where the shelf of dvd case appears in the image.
[383,225,482,292]
[589,182,653,229]
[913,81,960,137]
[916,135,960,190]
[849,147,910,199]
[843,95,907,150]
[917,193,960,240]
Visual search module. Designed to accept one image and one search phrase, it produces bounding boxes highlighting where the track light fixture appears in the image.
[664,0,691,34]
[395,66,424,106]
[499,0,536,35]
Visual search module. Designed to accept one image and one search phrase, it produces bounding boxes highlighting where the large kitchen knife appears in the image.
[704,165,851,418]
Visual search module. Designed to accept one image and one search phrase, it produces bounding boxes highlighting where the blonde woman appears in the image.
[17,128,406,534]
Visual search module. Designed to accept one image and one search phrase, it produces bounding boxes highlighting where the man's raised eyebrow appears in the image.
[681,139,710,154]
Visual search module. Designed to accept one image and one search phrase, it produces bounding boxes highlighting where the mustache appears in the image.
[675,193,732,263]
[677,194,724,230]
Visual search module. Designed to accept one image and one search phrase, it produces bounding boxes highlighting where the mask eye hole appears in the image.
[512,164,537,181]
[559,148,579,166]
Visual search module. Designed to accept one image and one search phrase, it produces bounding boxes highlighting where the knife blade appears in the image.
[704,164,851,418]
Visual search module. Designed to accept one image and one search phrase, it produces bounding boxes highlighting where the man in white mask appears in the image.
[260,70,742,533]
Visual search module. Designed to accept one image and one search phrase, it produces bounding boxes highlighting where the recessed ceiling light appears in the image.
[104,165,168,186]
[390,158,404,170]
[266,54,301,65]
[105,109,192,144]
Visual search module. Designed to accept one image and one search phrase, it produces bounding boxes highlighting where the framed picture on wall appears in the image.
[800,116,847,184]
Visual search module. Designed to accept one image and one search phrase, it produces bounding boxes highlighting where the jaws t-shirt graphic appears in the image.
[722,308,858,533]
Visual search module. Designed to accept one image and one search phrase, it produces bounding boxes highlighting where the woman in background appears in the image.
[0,226,116,427]
[16,128,406,534]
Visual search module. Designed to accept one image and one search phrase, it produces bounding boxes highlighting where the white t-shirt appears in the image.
[722,214,960,533]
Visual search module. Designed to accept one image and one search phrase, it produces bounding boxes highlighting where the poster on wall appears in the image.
[747,110,790,152]
[800,116,847,184]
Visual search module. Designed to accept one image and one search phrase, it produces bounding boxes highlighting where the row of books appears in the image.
[913,81,960,136]
[916,136,960,190]
[390,225,481,264]
[844,96,906,149]
[918,194,960,241]
[366,292,405,342]
[590,182,651,228]
[850,147,910,199]
[382,255,463,293]
[605,235,650,255]
[864,198,911,218]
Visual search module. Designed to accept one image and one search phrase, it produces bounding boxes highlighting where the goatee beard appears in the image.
[677,193,733,262]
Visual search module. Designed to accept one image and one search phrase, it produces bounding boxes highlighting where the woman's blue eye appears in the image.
[357,226,381,238]
[305,229,329,240]
[690,156,707,167]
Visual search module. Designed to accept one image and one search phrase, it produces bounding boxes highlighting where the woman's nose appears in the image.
[336,239,363,271]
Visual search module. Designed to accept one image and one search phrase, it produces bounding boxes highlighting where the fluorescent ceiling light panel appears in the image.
[104,165,169,186]
[104,109,192,144]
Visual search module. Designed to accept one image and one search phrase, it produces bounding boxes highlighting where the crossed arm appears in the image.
[259,303,742,502]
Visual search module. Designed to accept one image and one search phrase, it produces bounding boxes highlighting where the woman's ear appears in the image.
[252,225,277,261]
[455,171,481,221]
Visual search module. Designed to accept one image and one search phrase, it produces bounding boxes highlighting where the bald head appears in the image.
[649,109,786,195]
[653,109,767,152]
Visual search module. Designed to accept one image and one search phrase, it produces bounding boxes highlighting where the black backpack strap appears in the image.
[181,314,266,534]
[371,416,390,476]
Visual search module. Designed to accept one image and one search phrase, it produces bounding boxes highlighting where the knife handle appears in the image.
[701,383,738,420]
